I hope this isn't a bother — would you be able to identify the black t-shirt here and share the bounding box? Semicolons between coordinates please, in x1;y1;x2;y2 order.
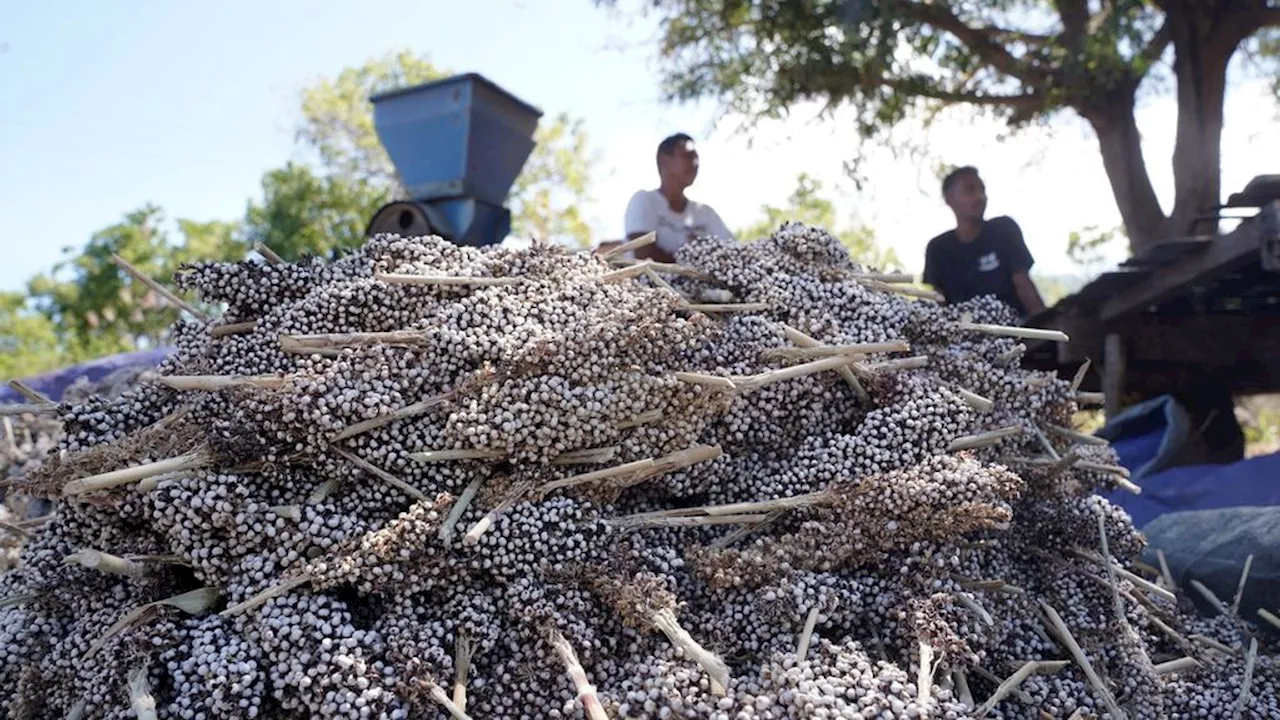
923;216;1035;316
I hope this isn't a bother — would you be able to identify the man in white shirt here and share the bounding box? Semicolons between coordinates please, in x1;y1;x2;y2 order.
610;133;735;263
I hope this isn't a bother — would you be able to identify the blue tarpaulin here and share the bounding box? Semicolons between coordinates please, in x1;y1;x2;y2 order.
1098;394;1280;528
1095;395;1192;482
1141;505;1280;620
1093;395;1280;613
1105;454;1280;529
0;348;171;404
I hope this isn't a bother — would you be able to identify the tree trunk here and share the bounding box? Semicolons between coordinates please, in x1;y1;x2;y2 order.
1087;95;1168;254
1166;5;1235;241
1080;1;1266;255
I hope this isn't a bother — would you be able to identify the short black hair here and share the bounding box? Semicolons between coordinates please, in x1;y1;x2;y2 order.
657;133;694;158
941;166;980;196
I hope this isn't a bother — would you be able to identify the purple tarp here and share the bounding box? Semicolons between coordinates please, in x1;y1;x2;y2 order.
0;348;172;404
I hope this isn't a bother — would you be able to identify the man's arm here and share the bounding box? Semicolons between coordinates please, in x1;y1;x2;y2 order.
594;238;672;263
595;234;657;257
921;241;946;303
999;218;1047;317
594;240;623;255
619;192;676;264
1012;273;1046;316
631;235;676;264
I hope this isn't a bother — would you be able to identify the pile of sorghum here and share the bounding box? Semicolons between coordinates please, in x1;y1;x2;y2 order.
0;226;1273;719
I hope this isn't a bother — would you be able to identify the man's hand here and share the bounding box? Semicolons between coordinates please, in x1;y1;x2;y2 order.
634;243;676;265
598;233;676;264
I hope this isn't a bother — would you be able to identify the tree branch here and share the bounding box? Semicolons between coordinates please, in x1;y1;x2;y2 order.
1137;18;1173;69
896;1;1049;85
886;79;1045;112
1246;5;1280;32
1087;3;1118;35
1205;0;1278;58
1053;0;1090;48
990;29;1057;46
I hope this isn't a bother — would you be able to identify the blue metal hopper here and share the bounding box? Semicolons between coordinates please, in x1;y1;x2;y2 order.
366;73;542;247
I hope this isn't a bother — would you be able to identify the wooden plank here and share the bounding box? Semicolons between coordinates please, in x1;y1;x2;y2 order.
1119;239;1212;269
1048;312;1280;367
1028;308;1108;366
1119;361;1280;399
1122;315;1280;366
1043;271;1150;321
1100;221;1260;322
1073;271;1151;307
1103;334;1126;420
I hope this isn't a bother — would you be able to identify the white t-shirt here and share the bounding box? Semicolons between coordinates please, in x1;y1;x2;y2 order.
623;190;734;255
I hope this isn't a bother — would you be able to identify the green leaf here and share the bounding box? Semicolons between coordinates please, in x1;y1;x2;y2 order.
242;163;389;262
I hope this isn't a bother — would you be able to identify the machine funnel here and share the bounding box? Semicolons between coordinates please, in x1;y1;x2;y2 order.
370;73;542;208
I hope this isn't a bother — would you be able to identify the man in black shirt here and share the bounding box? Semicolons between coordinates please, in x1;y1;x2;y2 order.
923;166;1046;320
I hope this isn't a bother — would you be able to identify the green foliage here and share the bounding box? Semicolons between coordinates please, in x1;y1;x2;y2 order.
606;1;1165;139
1029;274;1082;307
1244;26;1280;103
1265;29;1280;89
1240;396;1280;458
1066;224;1123;277
3;207;243;379
298;50;447;186
738;173;899;270
10;170;371;375
177;219;245;265
242;163;390;262
30;206;179;355
24;206;246;361
507;113;598;249
296;50;598;248
0;292;66;379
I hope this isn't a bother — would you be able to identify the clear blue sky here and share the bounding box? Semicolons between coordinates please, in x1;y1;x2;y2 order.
1;1;1275;293
0;0;714;291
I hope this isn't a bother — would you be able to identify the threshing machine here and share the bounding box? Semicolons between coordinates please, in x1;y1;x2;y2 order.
364;73;543;247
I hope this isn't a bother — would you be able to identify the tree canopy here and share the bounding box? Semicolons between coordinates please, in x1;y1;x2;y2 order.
602;0;1280;253
26;206;245;360
0;291;64;382
241;163;389;262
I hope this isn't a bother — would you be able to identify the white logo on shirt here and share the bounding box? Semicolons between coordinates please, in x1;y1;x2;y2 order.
978;252;1000;272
